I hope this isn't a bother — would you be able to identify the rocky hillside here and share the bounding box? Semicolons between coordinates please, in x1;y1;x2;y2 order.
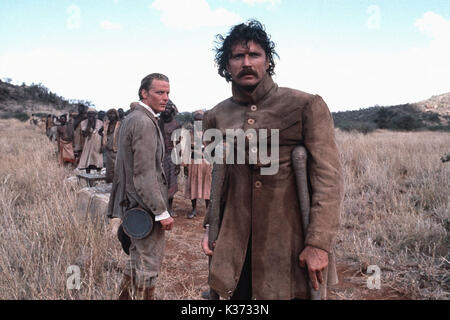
333;93;450;133
416;92;450;113
0;79;92;120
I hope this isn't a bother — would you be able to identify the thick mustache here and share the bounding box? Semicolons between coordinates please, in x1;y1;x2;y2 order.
238;69;257;78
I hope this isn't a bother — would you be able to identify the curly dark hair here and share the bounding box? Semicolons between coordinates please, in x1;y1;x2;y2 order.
214;19;279;82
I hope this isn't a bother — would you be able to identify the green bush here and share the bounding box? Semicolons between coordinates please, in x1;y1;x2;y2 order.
390;114;423;130
0;87;9;101
374;107;396;129
428;124;450;132
426;113;441;123
0;112;30;122
31;112;49;119
336;120;377;134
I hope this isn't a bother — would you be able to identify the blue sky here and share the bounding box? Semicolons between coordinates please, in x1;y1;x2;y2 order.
1;0;449;112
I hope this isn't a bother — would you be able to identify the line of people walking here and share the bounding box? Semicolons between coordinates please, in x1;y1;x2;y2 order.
36;101;213;221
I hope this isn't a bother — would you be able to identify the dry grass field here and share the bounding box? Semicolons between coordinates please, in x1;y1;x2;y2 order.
332;129;449;300
0;119;448;300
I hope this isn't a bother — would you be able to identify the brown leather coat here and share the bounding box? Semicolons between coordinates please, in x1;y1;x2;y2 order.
203;74;343;299
107;105;168;220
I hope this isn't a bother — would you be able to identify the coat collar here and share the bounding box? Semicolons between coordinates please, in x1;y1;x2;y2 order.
133;104;166;157
231;73;278;105
134;104;159;123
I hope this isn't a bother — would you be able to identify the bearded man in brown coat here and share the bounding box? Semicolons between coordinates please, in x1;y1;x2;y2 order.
202;20;344;300
107;73;174;300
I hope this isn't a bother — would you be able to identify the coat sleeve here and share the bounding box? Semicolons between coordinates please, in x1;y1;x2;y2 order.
302;95;344;253
131;118;168;216
202;110;216;227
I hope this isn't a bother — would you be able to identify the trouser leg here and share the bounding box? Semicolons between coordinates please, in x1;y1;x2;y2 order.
231;237;252;300
208;255;220;300
123;223;165;299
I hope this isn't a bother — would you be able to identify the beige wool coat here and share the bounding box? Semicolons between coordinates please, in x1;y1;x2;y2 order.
77;119;104;170
203;74;344;300
107;105;169;220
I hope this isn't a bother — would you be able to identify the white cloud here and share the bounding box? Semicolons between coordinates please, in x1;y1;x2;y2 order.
100;20;122;30
413;12;450;75
415;11;450;48
150;0;242;30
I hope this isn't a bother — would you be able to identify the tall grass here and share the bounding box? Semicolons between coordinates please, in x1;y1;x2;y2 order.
0;119;207;300
336;130;449;299
0;120;120;299
0;120;448;299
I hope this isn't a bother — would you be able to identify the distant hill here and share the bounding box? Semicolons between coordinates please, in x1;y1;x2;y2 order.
2;77;449;131
0;78;92;121
332;93;450;133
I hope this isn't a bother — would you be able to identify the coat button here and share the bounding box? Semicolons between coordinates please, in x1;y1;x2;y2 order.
250;105;258;111
247;118;255;125
251;147;258;153
247;132;254;140
255;181;262;188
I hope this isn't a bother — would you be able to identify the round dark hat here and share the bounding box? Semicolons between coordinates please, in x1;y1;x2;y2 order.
122;208;154;240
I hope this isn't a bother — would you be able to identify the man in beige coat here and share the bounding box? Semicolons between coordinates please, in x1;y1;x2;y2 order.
77;108;104;172
202;20;344;300
107;73;174;300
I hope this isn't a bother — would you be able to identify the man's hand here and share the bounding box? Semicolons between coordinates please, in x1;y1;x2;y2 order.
202;227;214;256
159;217;174;231
299;246;329;291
